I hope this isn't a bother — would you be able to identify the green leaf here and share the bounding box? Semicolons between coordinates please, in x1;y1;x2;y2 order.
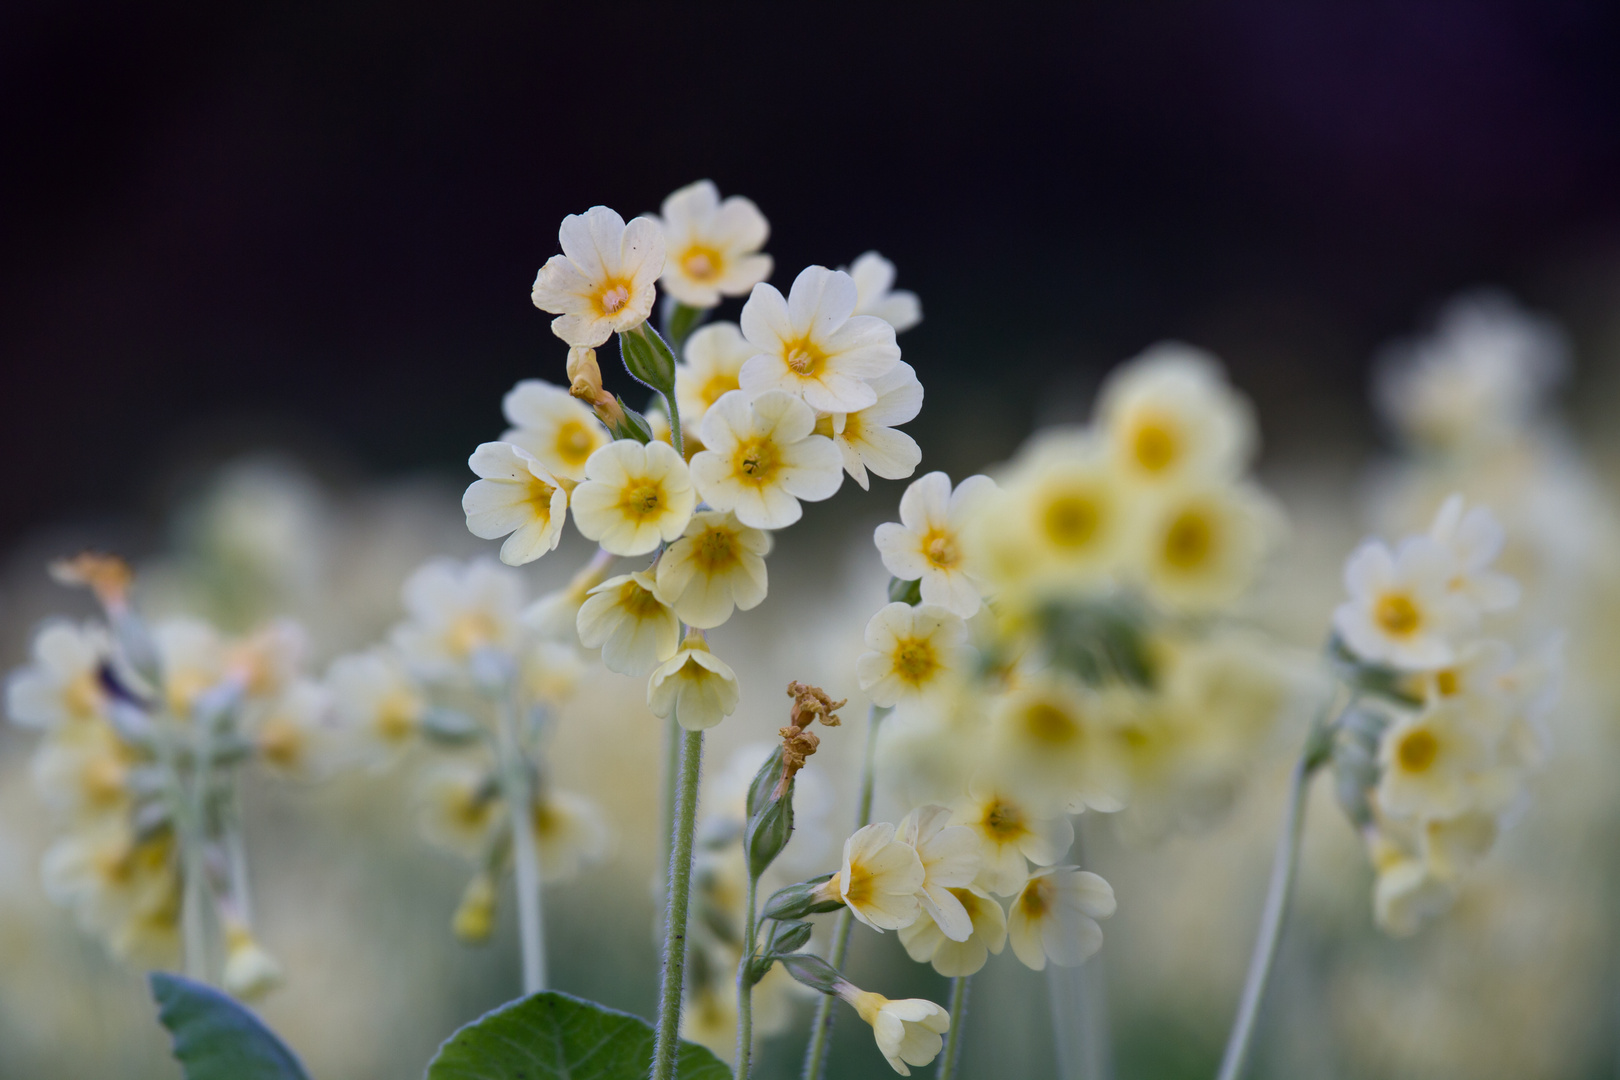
426;990;731;1080
149;972;312;1080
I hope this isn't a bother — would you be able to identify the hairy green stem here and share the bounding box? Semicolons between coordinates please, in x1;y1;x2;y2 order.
802;704;889;1080
662;390;685;458
497;691;546;995
734;873;761;1080
650;728;705;1080
1050;817;1112;1080
936;976;971;1080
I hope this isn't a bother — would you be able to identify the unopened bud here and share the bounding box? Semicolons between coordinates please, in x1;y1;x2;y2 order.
452;871;498;944
763;874;843;921
777;952;842;996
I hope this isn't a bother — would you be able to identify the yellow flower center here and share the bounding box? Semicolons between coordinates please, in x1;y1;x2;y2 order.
1042;492;1102;550
735;437;781;486
1019;881;1050;918
843;859;877;908
81;756;127;805
446;611;499;658
693;525;742;572
893;637;939;685
700;373;738;408
620;481;665;521
1020;699;1080;746
680;245;721;281
64;670;104;720
596;281;632;316
1396;728;1439;772
1162;508;1215;571
783;338;827;376
1434;668;1460;696
923;529;959;570
257;716;306;768
621;580;666;618
526;474;559;516
1131;416;1179;472
983;798;1027;841
1374;593;1422;637
374;689;421;742
556;420;598;467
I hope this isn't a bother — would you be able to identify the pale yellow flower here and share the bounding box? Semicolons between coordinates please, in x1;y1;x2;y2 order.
822;360;924;490
222;919;283;1000
1370;840;1456;936
502;379;611;482
153;617;229;719
1334;536;1477;670
40;824;181;967
987;675;1126;815
813;821;925;931
1131;480;1280;612
1007;866;1114;970
953;783;1073;897
835;984;950;1076
463;442;569;566
655;180;772;309
1419;810;1500;881
897;886;1007;977
690;389;843;529
1376;701;1493;819
738;265;901;413
1427;494;1520;612
392;558;524;676
856;603;972;707
325;648;426;762
415;762;501;858
6;621;110;730
896;804;981;941
29;724;131;822
531;205;665;347
1098;342;1255;483
652;510;770;629
675;321;753;431
570;440;696;556
846;251;921;333
875;471;995;617
576;571;680;677
251;679;336;780
528;788;612;882
648;633;740;731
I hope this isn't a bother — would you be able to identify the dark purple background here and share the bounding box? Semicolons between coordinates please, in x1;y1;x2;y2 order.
4;1;1619;544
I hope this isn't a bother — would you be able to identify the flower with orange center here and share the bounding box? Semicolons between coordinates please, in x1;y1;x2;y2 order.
501;379;611;483
462;441;569;566
856;602;972;708
531;205;665;347
654;180;772;309
875;470;995;617
392;557;524;677
569;440;695;557
738;265;900;413
1376;700;1496;820
1334;534;1478;670
652;510;770;629
690;389;843;529
952;782;1074;897
1132;480;1281;612
1098;342;1255;484
575;570;680;676
674;321;754;432
812;821;926;931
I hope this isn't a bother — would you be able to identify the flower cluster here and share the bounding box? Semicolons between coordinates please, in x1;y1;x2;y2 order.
1329;496;1554;934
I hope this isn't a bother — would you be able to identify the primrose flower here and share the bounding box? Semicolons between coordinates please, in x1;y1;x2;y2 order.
648;633;740;731
1007;866;1115;970
987;675;1126;814
834;982;949;1076
392;558;524;676
1376;701;1493;819
898;886;1007;977
856;603;972;707
528;788;612;882
415;762;501;858
30;724;131;822
846;251;922;333
6;621;110;730
953;783;1074;897
569;440;695;557
875;471;995;617
675;321;754;434
1098;343;1255;484
653;510;770;629
896;804;981;941
153;618;229;719
531;205;665;347
738;265;900;413
1334;535;1477;670
1427;494;1520;613
452;871;498;943
462;442;569;566
813;821;926;931
823;360;924;490
325;649;425;763
690;389;843;529
502;380;611;483
655;180;772;309
575;571;680;676
251;679;336;780
41;824;181;966
1132;480;1280;611
1370;844;1456;936
222;920;283;1000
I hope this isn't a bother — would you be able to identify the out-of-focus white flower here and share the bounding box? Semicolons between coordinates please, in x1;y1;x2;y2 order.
690;389;843;529
40;824;181;966
655;180;772;309
522;552;616;641
835;983;950;1076
814;821;926;932
896;804;980;941
1334;536;1476;670
502;380;611;483
987;675;1126;814
576;571;680;677
6;621;109;730
875;472;995;617
648;634;740;731
1376;701;1493;819
452;870;498;944
462;442;569;566
523;640;586;707
846;251;921;333
822;360;924;490
1098;343;1255;484
675;321;754;436
569;440;695;557
953;782;1073;897
415;761;501;858
898;885;1007;976
1427;494;1520;613
1131;480;1281;612
1006;866;1114;970
30;724;130;821
531;205;665;347
392;558;525;676
326;648;425;762
222;920;283;1000
153;617;229;718
251;679;336;780
856;603;972;707
1371;847;1456;937
1419;811;1500;881
653;510;770;629
529;788;612;882
738;266;900;413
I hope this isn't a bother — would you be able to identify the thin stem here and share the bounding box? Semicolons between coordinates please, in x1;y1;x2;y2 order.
734;873;761;1080
496;690;546;995
1214;730;1327;1080
1051;817;1112;1080
661;716;681;880
662;390;684;458
802;704;889;1080
936;976;971;1080
223;782;253;925
650;728;705;1080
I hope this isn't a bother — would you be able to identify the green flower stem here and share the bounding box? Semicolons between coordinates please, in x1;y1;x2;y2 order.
1051;817;1112;1080
496;691;546;995
936;976;971;1080
663;390;685;458
802;704;890;1080
1214;714;1334;1080
734;873;761;1080
650;727;705;1080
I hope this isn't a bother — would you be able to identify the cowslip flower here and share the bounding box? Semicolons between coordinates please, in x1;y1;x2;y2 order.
738;265;900;413
222;919;283;1000
1376;701;1493;819
653;510;770;629
1427;494;1520;613
153;618;229;718
822;360;924;490
875;471;995;617
655;180;772;309
251;680;336;780
1131;480;1280;612
953;783;1074;897
528;788;612;882
325;649;426;764
689;389;843;529
856;603;972;707
834;982;949;1076
648;632;740;731
30;725;131;821
1007;866;1115;970
1370;842;1456;936
569;440;695;557
6;622;109;730
1098;343;1255;483
462;442;569;566
415;762;501;858
846;251;922;333
1334;535;1477;670
812;821;926;931
40;824;181;965
575;571;680;677
896;804;981;941
531;205;665;347
502;380;611;483
987;676;1126;815
897;886;1007;977
675;321;754;434
392;558;524;676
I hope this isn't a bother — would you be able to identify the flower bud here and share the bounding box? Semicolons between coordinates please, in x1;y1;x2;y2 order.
610;402;655;445
745;785;794;881
566;346;604;396
763;874;843;921
452;871;498;944
764;919;813;957
420;707;482;745
777;952;842;996
618;323;677;396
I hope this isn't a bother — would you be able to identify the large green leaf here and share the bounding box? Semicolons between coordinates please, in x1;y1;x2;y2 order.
426;990;731;1080
149;973;312;1080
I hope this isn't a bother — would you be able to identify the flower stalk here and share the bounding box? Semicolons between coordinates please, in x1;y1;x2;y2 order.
936;976;971;1080
650;727;704;1080
495;689;546;995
